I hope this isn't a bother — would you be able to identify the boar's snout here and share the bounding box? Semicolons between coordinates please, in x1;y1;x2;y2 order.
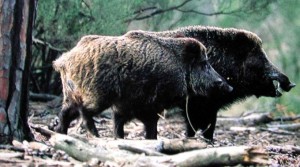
268;72;296;93
280;82;296;92
214;79;233;93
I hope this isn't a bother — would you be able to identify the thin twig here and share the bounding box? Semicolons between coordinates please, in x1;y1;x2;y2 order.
126;0;192;22
30;124;55;138
33;38;66;52
176;8;242;16
185;95;196;134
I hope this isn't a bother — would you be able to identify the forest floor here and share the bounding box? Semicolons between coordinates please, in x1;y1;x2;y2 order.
0;99;299;166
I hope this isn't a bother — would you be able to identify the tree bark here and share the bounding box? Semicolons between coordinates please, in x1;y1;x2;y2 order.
0;0;36;144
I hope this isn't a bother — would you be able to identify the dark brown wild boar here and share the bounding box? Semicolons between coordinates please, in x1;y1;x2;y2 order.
150;26;295;140
52;30;232;138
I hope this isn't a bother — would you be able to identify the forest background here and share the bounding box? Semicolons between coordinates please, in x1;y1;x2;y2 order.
33;0;300;115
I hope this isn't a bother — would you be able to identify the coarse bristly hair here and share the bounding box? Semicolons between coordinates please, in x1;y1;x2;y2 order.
149;25;294;140
52;30;226;138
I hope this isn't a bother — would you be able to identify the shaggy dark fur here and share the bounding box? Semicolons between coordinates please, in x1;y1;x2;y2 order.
113;26;295;140
53;30;232;138
153;26;296;140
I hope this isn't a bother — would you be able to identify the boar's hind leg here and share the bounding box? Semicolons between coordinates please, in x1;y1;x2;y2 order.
55;104;80;134
80;107;99;137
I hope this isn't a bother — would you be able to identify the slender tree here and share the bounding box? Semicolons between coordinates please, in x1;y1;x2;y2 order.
0;0;37;144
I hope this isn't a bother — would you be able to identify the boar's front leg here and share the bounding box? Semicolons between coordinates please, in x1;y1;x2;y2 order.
55;103;80;134
184;98;218;141
140;113;159;140
185;108;217;141
143;120;158;139
200;110;218;141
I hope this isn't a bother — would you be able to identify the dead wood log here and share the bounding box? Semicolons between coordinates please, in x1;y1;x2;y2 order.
260;128;300;137
218;112;300;128
32;125;208;154
31;126;141;162
31;126;268;166
217;112;273;127
273;115;300;122
230;123;300;133
118;144;165;156
0;152;24;159
266;145;300;155
88;138;207;154
229;126;257;132
0;144;25;152
29;92;59;102
160;146;269;167
133;146;269;167
50;134;269;166
161;138;207;154
0;157;73;166
0;158;30;164
267;123;300;131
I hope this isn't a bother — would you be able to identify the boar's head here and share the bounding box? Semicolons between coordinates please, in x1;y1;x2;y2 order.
242;47;295;97
211;30;296;98
183;38;233;97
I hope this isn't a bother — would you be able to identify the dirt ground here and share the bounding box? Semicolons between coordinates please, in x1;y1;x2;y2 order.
0;100;299;166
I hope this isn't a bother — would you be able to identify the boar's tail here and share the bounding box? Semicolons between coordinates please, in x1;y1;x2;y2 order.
52;53;69;72
53;60;63;72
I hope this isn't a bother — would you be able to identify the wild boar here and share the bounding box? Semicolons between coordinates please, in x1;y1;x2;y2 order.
113;26;295;140
152;26;296;140
52;30;232;138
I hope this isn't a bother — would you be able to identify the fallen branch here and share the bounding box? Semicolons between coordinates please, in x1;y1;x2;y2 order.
0;155;76;166
273;115;300;122
32;126;268;166
0;158;29;164
229;126;257;132
118;144;165;156
266;145;300;155
218;112;273;127
0;152;24;159
0;144;25;152
78;137;208;155
267;123;300;131
164;146;269;167
30;125;208;154
29;92;60;102
52;133;269;166
49;133;139;163
260;128;300;137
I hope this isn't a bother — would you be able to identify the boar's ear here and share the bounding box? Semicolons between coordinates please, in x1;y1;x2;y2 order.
182;39;203;63
234;31;259;54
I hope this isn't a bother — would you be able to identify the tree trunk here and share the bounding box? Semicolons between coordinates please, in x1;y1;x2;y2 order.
0;0;36;144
